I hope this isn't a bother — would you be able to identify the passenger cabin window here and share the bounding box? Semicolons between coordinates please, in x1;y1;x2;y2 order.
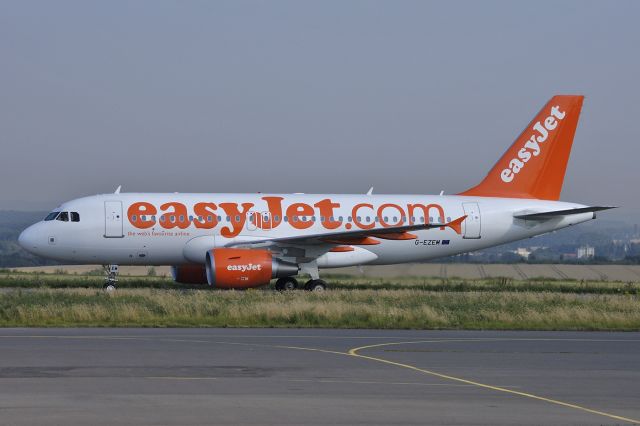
70;212;80;222
56;212;69;222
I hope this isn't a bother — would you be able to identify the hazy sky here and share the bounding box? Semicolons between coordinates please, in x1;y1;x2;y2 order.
1;1;639;218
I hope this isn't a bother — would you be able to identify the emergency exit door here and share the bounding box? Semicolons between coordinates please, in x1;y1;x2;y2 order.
246;211;272;231
462;202;481;239
104;201;124;238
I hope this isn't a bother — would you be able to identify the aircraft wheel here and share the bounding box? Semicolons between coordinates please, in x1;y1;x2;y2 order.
103;283;117;292
275;277;298;291
304;279;327;292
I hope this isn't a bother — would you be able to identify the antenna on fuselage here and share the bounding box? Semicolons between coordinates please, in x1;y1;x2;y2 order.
366;187;374;196
114;185;122;194
439;190;444;196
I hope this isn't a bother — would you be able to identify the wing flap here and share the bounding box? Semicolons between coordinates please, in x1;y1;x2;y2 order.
228;215;467;248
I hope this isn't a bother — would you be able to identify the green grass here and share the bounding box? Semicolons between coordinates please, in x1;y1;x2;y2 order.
0;270;638;329
1;271;638;295
0;273;173;289
0;288;638;329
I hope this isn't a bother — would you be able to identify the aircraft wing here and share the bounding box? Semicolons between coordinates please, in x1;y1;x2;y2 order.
513;206;616;220
228;215;467;248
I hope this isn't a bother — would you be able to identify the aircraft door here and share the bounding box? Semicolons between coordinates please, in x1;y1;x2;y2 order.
462;202;481;239
104;201;124;238
246;211;272;231
246;212;258;231
261;212;272;230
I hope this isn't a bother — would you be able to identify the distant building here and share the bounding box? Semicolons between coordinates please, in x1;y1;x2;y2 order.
514;248;531;260
577;245;595;259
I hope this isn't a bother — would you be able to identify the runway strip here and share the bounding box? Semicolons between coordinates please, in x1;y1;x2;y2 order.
0;329;638;425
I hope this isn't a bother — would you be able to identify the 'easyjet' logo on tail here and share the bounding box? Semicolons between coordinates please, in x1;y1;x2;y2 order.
501;105;566;183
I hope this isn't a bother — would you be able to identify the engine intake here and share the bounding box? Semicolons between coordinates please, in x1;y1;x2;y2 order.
205;248;298;289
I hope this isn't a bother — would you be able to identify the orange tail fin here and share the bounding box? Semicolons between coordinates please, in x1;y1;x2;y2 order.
459;95;584;200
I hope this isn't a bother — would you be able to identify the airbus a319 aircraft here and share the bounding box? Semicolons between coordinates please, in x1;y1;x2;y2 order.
19;95;613;291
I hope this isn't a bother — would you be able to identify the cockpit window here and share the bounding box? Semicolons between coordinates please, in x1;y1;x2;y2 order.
44;212;60;221
56;212;69;222
70;212;80;222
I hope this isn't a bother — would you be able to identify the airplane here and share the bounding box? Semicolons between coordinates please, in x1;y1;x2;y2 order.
18;95;614;291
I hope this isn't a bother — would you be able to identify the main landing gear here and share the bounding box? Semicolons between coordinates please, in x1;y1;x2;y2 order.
274;277;327;292
103;264;119;292
304;279;327;292
275;277;298;291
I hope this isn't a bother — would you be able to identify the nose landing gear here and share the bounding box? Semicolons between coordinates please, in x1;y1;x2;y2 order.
103;264;119;291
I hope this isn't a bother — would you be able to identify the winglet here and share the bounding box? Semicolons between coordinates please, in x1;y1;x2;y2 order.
446;215;467;235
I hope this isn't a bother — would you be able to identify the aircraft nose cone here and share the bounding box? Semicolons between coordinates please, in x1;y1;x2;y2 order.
18;225;38;253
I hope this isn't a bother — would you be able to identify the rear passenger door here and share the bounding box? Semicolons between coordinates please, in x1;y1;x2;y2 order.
462;202;481;239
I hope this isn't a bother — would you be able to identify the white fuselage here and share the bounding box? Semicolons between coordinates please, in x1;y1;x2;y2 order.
18;193;593;268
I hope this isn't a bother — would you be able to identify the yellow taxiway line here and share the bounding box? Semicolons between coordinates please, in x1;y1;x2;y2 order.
348;340;640;425
0;334;637;424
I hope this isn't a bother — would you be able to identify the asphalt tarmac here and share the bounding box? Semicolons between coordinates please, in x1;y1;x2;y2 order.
0;329;638;425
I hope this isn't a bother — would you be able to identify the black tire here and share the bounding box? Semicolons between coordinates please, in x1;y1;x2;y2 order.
103;283;117;292
283;277;298;291
275;277;298;291
304;279;327;292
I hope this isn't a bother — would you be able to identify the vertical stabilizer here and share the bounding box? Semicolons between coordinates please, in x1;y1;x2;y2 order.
460;95;584;200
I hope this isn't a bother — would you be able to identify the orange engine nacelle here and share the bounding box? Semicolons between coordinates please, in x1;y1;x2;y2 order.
205;248;298;289
171;265;208;284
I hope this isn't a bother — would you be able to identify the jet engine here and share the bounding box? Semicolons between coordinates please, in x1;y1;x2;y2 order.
171;265;208;284
205;248;298;289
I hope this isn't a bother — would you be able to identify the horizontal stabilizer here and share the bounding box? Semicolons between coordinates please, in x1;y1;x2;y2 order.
514;206;616;220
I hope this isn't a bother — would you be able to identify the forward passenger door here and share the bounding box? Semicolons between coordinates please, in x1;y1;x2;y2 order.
104;201;124;238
